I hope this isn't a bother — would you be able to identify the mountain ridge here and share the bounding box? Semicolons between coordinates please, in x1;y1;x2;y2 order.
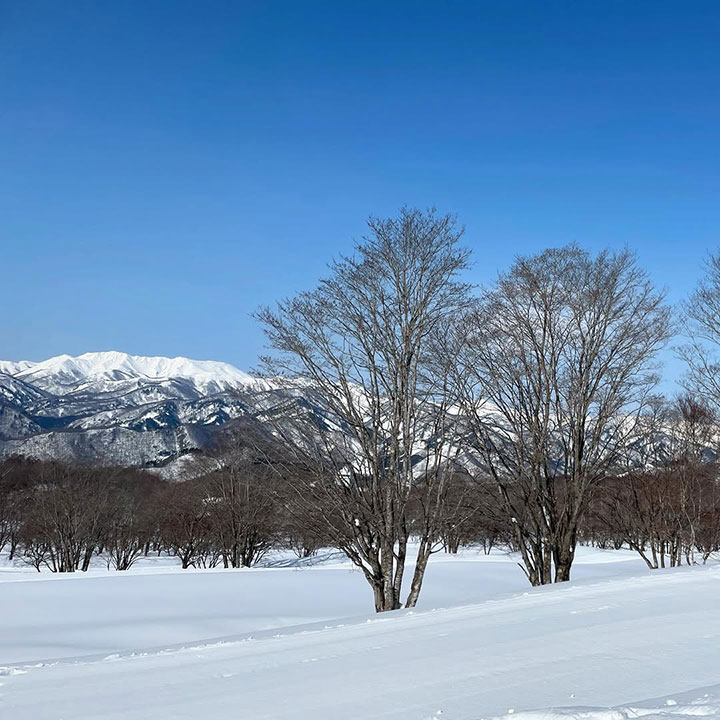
5;351;255;393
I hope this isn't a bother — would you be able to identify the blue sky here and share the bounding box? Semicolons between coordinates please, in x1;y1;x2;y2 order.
2;2;719;389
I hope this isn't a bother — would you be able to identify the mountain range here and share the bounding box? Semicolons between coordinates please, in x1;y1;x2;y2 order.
0;350;687;480
0;351;264;471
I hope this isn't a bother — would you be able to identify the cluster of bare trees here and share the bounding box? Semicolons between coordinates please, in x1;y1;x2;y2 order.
4;208;720;614
0;449;293;573
585;395;720;567
157;451;282;569
253;207;720;610
0;458;160;572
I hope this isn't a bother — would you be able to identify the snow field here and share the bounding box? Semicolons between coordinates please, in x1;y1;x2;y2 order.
1;547;718;719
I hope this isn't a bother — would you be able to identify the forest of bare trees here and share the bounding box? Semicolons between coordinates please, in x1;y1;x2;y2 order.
3;210;720;613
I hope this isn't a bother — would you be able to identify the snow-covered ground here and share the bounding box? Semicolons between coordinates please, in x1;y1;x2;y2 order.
1;547;719;719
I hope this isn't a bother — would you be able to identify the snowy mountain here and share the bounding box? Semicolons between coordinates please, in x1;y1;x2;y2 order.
11;351;255;396
0;352;263;468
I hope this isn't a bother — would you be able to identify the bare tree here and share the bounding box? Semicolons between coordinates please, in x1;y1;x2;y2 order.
433;470;507;555
202;444;280;568
104;472;159;571
680;252;720;413
0;457;29;560
157;480;215;569
255;207;470;611
455;246;671;585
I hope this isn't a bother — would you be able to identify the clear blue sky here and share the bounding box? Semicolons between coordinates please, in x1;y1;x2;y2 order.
2;2;719;389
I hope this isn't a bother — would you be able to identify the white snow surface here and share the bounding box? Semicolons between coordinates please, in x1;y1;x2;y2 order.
1;547;719;719
0;360;34;375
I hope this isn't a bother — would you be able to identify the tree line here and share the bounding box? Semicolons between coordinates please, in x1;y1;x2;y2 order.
3;208;720;613
2;402;718;584
0;451;292;573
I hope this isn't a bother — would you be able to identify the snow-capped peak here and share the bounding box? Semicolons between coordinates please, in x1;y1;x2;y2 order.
5;351;255;395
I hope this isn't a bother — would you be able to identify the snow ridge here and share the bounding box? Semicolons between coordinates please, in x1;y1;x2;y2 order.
5;351;255;394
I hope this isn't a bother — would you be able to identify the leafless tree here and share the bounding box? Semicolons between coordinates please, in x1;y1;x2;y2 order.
201;444;280;568
666;395;719;563
255;207;471;611
680;252;720;413
423;468;508;555
104;472;159;571
281;506;328;559
157;479;215;569
455;246;671;585
0;457;29;560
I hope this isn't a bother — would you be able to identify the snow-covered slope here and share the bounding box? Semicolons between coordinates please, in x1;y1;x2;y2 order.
0;547;718;719
0;360;35;376
0;351;262;466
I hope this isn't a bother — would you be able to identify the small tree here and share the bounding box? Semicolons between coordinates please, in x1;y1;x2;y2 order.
158;480;214;569
0;457;30;560
202;444;280;568
104;472;158;571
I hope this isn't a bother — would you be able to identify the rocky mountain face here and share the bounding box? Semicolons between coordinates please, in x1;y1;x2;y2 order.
0;352;264;470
